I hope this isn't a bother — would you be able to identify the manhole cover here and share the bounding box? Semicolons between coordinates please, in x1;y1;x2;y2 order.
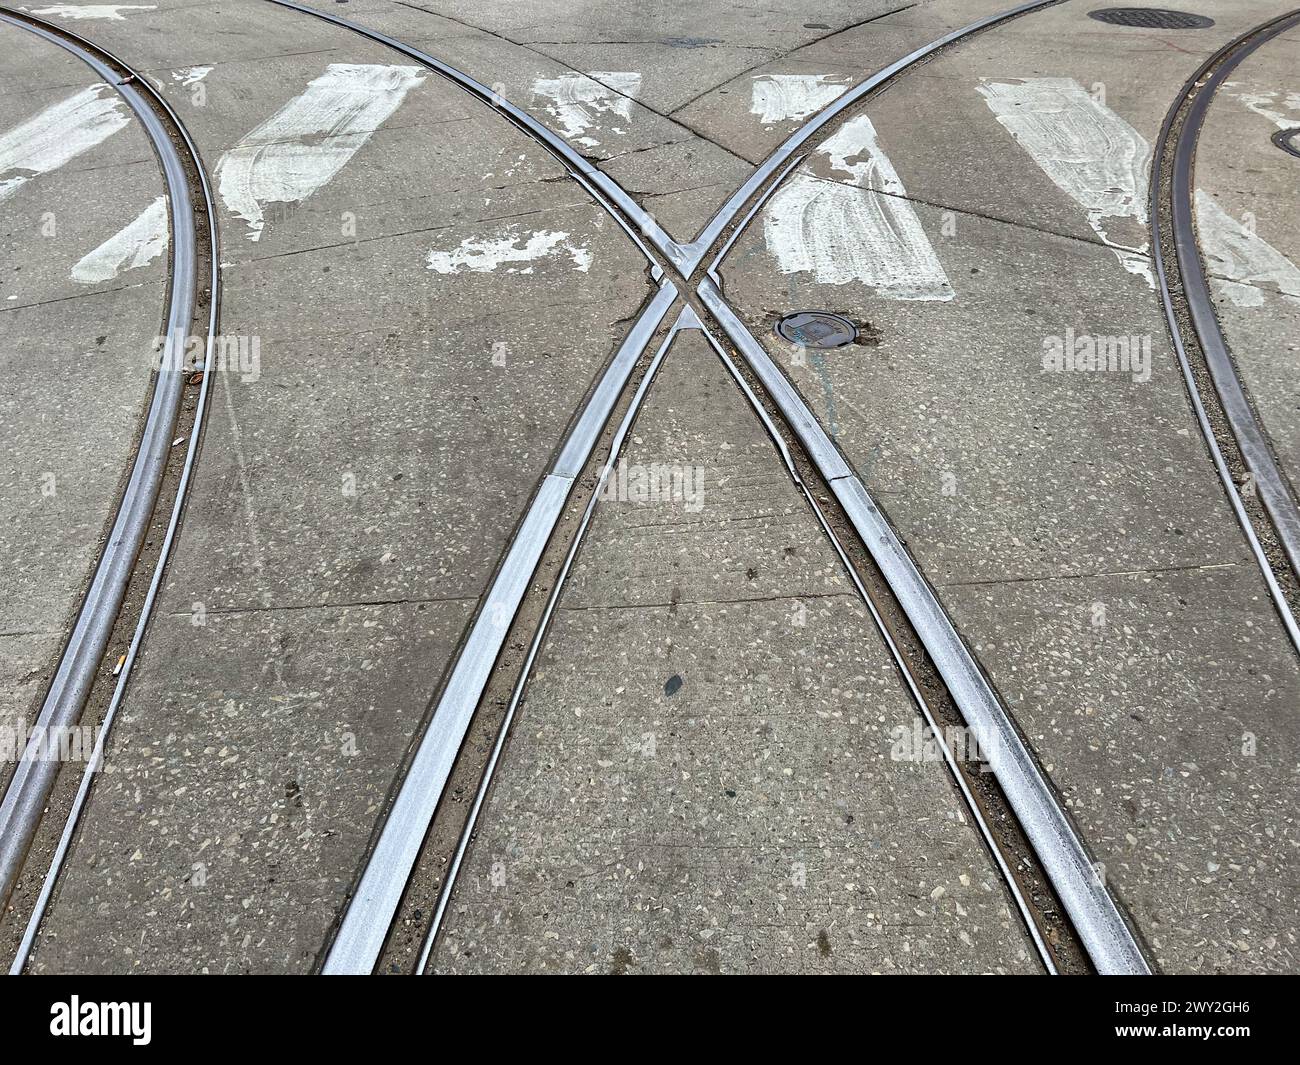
775;311;857;348
1087;7;1215;28
1272;127;1300;159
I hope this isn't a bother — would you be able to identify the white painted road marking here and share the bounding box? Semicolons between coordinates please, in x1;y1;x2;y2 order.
1225;86;1300;130
72;195;167;283
750;74;848;123
216;63;425;242
763;114;953;299
529;72;641;147
977;77;1154;287
0;84;129;204
1195;189;1300;309
426;227;592;274
30;4;156;19
171;66;212;87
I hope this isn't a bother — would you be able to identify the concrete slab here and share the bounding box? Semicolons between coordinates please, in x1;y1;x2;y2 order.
162;216;648;616
0;14;163;99
432;330;1039;975
0;282;169;631
1;156;168;305
944;564;1299;972
28;598;472;973
727;206;1242;579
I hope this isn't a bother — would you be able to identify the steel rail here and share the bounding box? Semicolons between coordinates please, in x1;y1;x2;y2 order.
698;278;1150;974
414;304;700;973
263;0;675;272
0;9;204;913
323;282;678;974
298;0;1143;974
1154;9;1300;653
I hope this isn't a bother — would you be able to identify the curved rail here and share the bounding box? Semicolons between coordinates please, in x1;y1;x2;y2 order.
1153;9;1300;653
679;0;1064;270
0;9;205;914
4;9;222;973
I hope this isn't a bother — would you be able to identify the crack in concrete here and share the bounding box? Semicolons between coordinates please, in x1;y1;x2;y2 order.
558;589;858;613
939;561;1240;589
0;277;163;313
220;197;596;266
164;592;480;620
391;0;757;173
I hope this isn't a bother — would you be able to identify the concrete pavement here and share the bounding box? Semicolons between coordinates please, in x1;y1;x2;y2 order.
2;0;1296;975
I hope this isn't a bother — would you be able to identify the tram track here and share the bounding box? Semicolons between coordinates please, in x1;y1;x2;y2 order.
0;7;220;969
269;0;1151;975
1150;7;1300;654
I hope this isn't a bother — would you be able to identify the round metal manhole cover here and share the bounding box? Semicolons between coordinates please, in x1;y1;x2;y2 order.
775;311;857;348
1272;127;1300;159
1087;7;1215;29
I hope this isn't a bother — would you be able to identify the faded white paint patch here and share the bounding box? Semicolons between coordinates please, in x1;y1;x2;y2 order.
72;195;167;283
750;74;847;123
529;72;641;147
426;228;591;274
216;63;425;242
1196;189;1300;309
977;77;1154;287
30;5;156;19
1225;87;1300;130
172;66;212;87
763;115;952;299
0;84;129;203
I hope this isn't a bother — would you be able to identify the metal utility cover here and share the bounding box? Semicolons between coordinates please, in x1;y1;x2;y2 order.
775;311;858;349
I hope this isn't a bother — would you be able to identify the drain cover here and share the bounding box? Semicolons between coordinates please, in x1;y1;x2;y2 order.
1087;7;1214;28
1272;128;1300;159
775;311;857;348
